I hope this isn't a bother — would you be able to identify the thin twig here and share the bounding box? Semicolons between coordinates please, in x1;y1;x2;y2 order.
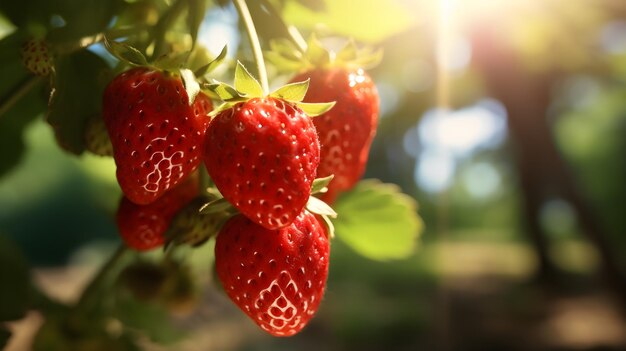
0;76;42;121
73;245;129;314
232;0;269;93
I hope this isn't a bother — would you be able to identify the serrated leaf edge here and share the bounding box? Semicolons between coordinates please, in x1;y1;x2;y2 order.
103;37;149;67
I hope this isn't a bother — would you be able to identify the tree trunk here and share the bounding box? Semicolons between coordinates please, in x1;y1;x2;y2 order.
470;26;626;300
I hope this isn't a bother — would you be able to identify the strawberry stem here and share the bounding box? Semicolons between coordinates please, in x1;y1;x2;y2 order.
0;75;42;121
232;0;269;93
72;245;129;315
54;25;152;55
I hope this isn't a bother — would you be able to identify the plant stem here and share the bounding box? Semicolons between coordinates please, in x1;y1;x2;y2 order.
54;25;152;55
233;0;269;93
0;75;42;121
73;245;129;314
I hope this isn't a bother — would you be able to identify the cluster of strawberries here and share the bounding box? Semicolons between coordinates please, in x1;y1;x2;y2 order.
102;51;379;336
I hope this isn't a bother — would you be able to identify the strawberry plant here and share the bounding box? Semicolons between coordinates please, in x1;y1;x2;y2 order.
0;0;422;348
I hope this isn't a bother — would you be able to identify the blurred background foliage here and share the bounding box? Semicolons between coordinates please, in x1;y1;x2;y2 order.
1;0;626;350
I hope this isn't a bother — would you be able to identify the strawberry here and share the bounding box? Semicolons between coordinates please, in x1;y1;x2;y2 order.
84;115;113;157
103;67;212;205
204;97;320;230
20;39;53;76
214;211;329;337
116;173;199;251
290;68;379;203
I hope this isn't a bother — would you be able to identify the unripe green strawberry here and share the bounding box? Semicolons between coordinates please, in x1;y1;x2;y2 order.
118;260;168;301
116;173;199;251
166;197;231;248
103;67;212;205
290;68;379;203
20;39;53;76
118;259;198;316
203;97;320;230
84;115;113;157
215;211;330;337
161;264;199;317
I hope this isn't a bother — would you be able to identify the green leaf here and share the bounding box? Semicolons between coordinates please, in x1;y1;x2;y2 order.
204;82;247;102
0;0;51;27
306;34;331;67
199;197;234;214
205;186;223;200
180;69;200;106
2;0;115;41
337;39;358;61
165;198;230;249
269;38;303;61
294;0;327;11
311;175;334;194
319;214;335;238
0;235;31;321
333;180;423;261
104;38;148;66
114;297;185;345
48;49;112;154
284;0;413;43
306;196;337;218
46;0;117;43
186;0;208;49
208;102;237;117
153;51;190;71
354;47;384;69
265;51;304;73
270;79;309;102
296;101;335;117
234;61;264;97
194;45;228;77
0;33;47;178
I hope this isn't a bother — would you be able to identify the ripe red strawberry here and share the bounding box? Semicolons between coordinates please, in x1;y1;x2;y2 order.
20;39;53;76
203;97;320;230
103;67;212;205
214;211;329;337
116;173;199;251
290;68;379;203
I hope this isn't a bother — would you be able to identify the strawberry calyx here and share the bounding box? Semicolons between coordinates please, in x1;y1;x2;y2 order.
199;62;338;233
266;34;383;73
203;61;336;117
103;37;226;105
163;196;232;249
197;174;337;238
310;174;334;195
306;196;337;238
